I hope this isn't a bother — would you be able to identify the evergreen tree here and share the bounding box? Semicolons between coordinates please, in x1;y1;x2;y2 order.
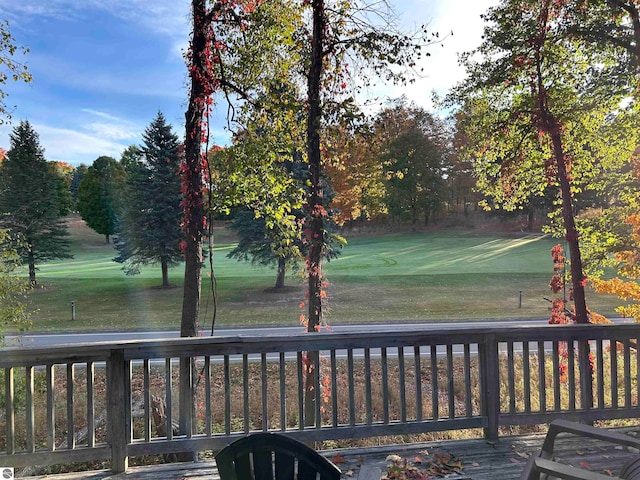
70;163;87;209
0;121;71;285
114;112;183;287
77;156;124;243
226;151;343;289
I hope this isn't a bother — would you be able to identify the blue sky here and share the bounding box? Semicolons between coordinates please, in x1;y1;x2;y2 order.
0;0;496;166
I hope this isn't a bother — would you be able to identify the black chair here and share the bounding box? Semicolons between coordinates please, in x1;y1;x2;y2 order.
521;419;640;480
215;432;342;480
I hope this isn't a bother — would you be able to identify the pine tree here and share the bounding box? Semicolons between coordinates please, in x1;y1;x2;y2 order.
114;112;183;287
0;121;71;285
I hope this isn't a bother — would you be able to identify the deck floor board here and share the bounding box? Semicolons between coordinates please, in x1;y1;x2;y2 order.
23;427;640;479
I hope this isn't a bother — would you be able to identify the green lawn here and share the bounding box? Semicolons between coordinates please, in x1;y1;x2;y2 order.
23;216;623;331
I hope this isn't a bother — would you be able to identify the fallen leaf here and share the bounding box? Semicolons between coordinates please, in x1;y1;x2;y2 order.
414;456;423;464
579;461;591;469
576;450;585;455
419;450;429;455
472;462;480;467
516;451;530;459
510;458;522;463
345;469;354;477
603;469;614;477
331;453;346;464
603;454;612;459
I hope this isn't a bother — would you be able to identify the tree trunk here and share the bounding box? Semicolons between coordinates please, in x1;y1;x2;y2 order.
105;234;110;244
304;0;326;428
28;244;36;286
545;111;593;409
161;259;169;288
178;0;208;458
275;257;286;289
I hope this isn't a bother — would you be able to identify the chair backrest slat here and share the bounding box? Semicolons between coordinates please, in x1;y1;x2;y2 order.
274;451;295;480
253;449;275;480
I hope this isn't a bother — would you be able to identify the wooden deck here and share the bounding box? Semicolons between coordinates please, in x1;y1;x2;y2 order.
24;426;640;479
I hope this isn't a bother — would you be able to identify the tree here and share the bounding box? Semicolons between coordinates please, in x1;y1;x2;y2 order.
77;156;124;244
0;121;71;285
48;161;74;217
114;112;183;287
119;145;143;174
375;99;448;226
227;210;299;289
0;20;32;123
0;230;30;343
303;0;433;333
451;0;635;325
70;163;88;209
227;156;344;289
324;125;388;225
451;0;638;408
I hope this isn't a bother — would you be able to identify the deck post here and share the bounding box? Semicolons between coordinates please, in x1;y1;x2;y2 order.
479;334;500;443
107;349;129;473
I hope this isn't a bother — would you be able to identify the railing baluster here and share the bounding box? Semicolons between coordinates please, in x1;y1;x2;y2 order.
447;345;454;419
4;367;15;454
330;350;338;428
261;353;268;431
87;361;95;448
26;365;35;452
205;356;212;437
67;363;75;449
297;352;303;431
414;346;422;422
365;348;373;425
165;358;173;441
143;359;151;442
552;342;560;412
464;344;472;417
611;339;618;409
313;351;321;429
279;352;287;432
348;349;355;426
243;354;249;433
431;345;438;420
597;340;605;409
46;364;55;451
523;342;531;414
507;342;515;413
624;339;631;408
538;342;546;412
568;341;575;411
381;347;389;424
398;346;406;423
224;355;231;435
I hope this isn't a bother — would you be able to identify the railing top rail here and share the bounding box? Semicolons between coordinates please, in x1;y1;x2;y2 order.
1;323;639;367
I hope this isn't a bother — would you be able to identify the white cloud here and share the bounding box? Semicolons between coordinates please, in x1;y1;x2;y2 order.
86;122;138;141
81;109;141;141
34;124;131;165
80;109;122;122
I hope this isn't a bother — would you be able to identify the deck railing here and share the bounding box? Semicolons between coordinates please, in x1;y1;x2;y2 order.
1;323;639;473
